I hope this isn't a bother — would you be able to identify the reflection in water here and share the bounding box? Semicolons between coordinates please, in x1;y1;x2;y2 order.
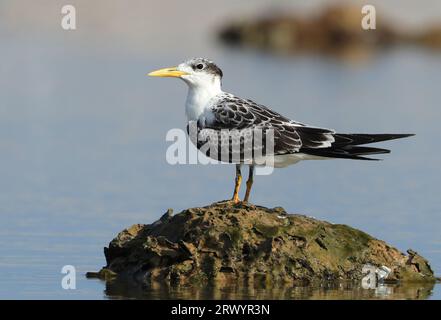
104;279;435;300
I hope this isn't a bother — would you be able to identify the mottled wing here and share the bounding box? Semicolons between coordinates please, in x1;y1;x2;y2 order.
191;94;335;163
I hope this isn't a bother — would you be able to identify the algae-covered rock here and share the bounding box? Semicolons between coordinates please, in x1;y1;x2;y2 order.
95;201;435;286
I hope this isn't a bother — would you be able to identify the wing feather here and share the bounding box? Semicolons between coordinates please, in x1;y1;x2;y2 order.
190;94;335;162
188;94;413;163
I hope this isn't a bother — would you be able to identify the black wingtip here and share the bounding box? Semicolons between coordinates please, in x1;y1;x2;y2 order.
368;133;415;142
395;133;415;138
334;133;415;147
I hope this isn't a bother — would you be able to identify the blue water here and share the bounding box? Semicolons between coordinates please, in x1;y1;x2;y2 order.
0;0;440;299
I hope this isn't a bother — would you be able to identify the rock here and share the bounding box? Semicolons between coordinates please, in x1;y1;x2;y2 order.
86;268;117;281
218;4;441;59
151;208;173;227
415;27;441;49
95;201;435;286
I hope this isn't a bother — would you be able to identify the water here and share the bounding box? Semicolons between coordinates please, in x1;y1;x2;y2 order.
103;280;437;300
0;0;440;299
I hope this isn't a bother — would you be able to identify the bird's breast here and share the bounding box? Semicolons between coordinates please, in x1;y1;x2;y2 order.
185;88;222;122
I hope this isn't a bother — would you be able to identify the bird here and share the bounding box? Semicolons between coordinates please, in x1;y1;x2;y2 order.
148;58;414;204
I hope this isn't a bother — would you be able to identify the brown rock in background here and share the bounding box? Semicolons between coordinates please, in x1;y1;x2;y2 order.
219;4;441;60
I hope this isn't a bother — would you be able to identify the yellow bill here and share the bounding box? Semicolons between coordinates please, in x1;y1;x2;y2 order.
147;67;188;77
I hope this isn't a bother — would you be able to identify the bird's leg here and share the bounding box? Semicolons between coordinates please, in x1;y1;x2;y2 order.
232;164;242;203
244;165;254;203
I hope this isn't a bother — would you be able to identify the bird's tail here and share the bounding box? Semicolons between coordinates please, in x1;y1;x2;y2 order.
301;133;414;160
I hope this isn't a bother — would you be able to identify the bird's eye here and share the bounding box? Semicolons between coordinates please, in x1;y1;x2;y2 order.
196;63;204;70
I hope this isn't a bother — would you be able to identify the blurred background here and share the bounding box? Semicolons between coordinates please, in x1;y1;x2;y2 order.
0;0;440;299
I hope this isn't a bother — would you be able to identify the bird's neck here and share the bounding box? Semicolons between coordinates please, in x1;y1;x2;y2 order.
185;81;222;121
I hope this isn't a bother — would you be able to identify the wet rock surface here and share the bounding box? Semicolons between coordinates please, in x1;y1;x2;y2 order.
91;201;435;286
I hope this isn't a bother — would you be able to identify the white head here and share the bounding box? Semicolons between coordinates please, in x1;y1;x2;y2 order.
148;58;223;90
148;58;224;120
